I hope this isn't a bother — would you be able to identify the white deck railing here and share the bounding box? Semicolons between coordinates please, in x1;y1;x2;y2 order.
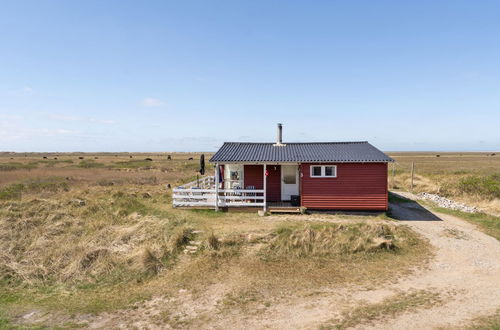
172;187;265;208
176;175;215;189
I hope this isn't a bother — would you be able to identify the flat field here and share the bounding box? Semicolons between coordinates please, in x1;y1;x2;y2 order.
0;151;498;329
388;152;500;214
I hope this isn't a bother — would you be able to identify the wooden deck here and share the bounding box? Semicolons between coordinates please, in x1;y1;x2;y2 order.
267;201;301;213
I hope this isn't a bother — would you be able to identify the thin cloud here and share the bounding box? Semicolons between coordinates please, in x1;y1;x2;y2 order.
22;86;34;94
141;97;165;107
48;113;115;124
49;114;80;121
89;118;116;124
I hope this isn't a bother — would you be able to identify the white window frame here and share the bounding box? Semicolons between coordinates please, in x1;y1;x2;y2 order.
224;164;244;189
310;165;337;178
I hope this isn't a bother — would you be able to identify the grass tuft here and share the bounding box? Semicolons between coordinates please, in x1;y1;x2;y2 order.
321;290;444;329
262;223;398;259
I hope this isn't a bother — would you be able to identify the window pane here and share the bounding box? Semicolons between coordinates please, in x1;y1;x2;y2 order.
325;166;333;176
283;166;297;183
284;174;296;184
312;166;322;176
325;166;336;177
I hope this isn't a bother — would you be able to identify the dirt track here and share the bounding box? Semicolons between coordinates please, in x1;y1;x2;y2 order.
204;197;500;329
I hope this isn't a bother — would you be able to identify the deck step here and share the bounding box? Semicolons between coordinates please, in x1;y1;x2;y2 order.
268;208;301;213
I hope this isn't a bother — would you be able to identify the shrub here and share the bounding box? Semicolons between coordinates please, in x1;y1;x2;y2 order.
457;174;500;199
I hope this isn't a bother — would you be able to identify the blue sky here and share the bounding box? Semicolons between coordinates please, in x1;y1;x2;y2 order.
1;0;499;152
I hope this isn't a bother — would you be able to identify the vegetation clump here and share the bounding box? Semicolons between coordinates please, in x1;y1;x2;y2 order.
77;159;106;168
322;289;444;329
457;174;500;199
0;178;69;200
262;223;399;259
112;160;154;169
0;162;38;171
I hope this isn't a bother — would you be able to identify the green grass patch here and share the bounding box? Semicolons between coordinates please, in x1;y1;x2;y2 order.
112;160;153;169
458;174;500;199
0;162;38;171
38;159;74;167
0;184;24;200
431;206;500;240
1;177;70;200
321;290;443;329
460;309;500;330
77;160;106;168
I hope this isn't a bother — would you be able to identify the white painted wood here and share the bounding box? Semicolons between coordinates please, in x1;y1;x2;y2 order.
173;194;263;200
281;165;299;201
174;202;218;207
263;164;267;211
173;188;218;193
215;163;219;211
219;189;264;193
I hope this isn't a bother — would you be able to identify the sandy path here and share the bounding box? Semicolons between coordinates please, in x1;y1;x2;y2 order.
81;197;500;329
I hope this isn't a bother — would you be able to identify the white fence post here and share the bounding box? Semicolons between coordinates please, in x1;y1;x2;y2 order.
215;163;219;211
263;164;267;211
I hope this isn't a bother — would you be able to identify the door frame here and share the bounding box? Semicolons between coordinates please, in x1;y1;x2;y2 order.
281;164;299;201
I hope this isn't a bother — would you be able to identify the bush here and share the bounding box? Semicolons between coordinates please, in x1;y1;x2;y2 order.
457;174;500;199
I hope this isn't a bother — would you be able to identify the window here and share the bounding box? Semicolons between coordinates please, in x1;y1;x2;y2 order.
310;165;337;178
283;165;297;184
311;166;322;177
224;164;243;188
324;166;336;177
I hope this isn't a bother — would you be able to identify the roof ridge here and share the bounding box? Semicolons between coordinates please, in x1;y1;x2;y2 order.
222;141;369;144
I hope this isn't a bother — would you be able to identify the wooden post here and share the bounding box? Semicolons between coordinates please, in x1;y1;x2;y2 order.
215;163;219;211
410;162;414;191
263;164;267;211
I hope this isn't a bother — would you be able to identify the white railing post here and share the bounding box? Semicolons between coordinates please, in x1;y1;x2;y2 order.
263;164;267;211
215;163;219;211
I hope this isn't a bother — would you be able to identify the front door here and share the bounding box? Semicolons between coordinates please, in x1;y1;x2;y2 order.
281;165;299;201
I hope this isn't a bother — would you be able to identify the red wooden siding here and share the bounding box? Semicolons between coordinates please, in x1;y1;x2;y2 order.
243;164;281;202
266;165;281;202
244;165;263;189
300;163;388;210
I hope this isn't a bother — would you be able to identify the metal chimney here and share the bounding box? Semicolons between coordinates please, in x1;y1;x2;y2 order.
277;123;283;144
274;123;285;146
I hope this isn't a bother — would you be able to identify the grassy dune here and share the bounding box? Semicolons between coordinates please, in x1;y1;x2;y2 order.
0;152;432;328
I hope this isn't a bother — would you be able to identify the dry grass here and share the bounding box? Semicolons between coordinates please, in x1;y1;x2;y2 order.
321;289;446;329
459;308;500;329
262;223;398;259
0;152;432;328
388;152;500;214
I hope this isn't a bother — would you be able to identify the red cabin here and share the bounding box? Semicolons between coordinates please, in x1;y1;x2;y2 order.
173;124;393;212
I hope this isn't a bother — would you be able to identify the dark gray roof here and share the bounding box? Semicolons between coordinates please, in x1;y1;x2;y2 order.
209;141;393;163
